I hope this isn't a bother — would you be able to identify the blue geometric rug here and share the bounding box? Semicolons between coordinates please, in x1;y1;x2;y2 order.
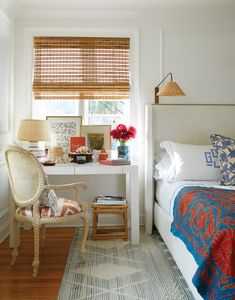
57;229;194;300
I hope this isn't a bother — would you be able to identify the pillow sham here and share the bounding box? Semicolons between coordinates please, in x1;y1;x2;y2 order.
210;134;235;186
160;141;221;181
154;152;175;181
39;172;58;211
40;188;58;211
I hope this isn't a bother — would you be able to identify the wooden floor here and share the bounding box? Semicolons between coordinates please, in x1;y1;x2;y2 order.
0;227;76;300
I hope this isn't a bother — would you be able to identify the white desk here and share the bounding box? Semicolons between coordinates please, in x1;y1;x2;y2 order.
44;163;140;244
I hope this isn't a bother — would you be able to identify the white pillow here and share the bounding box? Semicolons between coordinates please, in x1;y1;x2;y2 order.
154;152;175;181
160;141;221;181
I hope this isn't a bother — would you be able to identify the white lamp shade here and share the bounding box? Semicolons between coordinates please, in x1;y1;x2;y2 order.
17;119;49;142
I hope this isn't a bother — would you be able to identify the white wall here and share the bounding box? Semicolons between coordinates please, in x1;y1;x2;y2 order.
13;8;235;225
0;1;14;242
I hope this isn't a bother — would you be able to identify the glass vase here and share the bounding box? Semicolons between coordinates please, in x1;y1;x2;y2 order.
117;142;129;160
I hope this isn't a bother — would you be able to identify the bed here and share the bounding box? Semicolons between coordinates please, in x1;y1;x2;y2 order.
144;104;235;300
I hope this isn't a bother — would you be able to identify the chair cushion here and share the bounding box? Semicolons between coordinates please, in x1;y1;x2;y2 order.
17;198;82;218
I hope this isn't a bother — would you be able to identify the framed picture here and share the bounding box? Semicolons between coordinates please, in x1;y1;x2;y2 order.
46;116;82;152
80;125;111;150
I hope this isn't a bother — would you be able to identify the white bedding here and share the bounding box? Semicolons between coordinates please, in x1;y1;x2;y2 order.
154;180;232;217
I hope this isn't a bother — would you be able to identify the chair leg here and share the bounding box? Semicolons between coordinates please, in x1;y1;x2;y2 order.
40;225;46;247
32;224;40;277
11;219;20;266
80;212;89;262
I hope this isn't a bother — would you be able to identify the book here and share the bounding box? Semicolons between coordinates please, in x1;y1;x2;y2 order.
95;195;127;205
99;158;131;165
95;200;127;205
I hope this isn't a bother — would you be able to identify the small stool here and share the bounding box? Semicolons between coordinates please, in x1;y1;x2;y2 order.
91;204;128;241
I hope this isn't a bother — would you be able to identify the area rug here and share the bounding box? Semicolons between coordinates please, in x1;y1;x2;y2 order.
57;229;194;300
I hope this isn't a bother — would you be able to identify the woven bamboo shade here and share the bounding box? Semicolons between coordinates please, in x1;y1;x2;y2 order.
157;82;185;96
32;36;130;100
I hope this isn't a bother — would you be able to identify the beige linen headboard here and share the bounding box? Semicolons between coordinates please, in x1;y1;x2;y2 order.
144;104;235;233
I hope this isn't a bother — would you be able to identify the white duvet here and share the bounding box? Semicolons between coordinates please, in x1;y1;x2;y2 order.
155;179;235;219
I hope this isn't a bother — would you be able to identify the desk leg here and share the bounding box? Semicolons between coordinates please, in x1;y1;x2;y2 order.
126;169;139;244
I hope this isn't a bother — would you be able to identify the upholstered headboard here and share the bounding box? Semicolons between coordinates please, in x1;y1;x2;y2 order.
144;104;235;233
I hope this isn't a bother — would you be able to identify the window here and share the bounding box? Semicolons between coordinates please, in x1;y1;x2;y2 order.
32;36;130;137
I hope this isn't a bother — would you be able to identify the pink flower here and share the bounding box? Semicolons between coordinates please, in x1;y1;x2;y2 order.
110;124;136;143
116;124;127;132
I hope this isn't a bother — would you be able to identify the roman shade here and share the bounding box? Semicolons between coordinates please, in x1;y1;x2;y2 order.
32;36;130;100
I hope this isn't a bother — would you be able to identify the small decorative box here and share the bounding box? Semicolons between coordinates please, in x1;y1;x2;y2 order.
75;156;86;164
99;152;108;162
69;153;93;163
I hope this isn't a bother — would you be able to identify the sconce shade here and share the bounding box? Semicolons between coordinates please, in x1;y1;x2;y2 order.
17;119;49;142
154;72;185;104
157;82;185;97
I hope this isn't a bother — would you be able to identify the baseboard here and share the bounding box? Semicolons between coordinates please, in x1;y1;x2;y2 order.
0;208;9;243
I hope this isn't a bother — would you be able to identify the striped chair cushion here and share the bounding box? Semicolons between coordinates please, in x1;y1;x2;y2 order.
17;198;82;218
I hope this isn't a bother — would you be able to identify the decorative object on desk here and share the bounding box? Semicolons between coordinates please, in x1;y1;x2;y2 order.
75;155;86;164
100;158;131;165
17;119;49;157
70;146;92;163
110;124;136;160
70;136;86;152
46;116;82;152
41;160;56;166
69;146;92;163
154;72;185;104
48;146;67;163
92;149;99;163
75;146;89;154
81;125;111;150
98;146;109;162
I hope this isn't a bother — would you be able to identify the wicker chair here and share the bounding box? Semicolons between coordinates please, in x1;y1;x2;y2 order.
4;145;89;277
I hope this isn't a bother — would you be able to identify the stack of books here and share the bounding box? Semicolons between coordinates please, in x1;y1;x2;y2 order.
94;195;127;205
99;158;131;165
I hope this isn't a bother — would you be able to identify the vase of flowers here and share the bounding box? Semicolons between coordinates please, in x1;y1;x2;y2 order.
110;124;136;160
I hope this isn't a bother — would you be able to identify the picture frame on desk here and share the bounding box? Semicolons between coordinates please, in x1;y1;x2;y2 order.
80;125;111;150
46;116;82;152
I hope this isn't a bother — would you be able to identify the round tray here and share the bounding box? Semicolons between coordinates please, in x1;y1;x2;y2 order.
42;161;56;166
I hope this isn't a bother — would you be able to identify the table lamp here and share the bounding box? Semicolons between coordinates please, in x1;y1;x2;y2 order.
17;119;49;157
154;72;185;104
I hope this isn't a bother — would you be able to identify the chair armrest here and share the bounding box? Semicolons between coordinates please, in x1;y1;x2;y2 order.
46;182;88;191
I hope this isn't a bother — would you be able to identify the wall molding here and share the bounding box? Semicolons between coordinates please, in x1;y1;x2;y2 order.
0;208;9;243
0;207;8;219
0;9;11;134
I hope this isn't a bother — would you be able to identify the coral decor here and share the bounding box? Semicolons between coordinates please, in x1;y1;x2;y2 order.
110;124;136;144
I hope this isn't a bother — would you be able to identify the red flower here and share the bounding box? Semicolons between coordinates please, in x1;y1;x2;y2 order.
116;124;127;132
211;228;235;277
110;124;136;143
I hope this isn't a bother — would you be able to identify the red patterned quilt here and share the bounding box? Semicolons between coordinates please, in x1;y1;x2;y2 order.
171;186;235;300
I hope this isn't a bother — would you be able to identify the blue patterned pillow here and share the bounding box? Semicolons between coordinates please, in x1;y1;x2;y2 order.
210;134;235;185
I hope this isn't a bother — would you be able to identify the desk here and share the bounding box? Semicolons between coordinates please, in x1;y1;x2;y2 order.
9;163;139;245
44;163;139;244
